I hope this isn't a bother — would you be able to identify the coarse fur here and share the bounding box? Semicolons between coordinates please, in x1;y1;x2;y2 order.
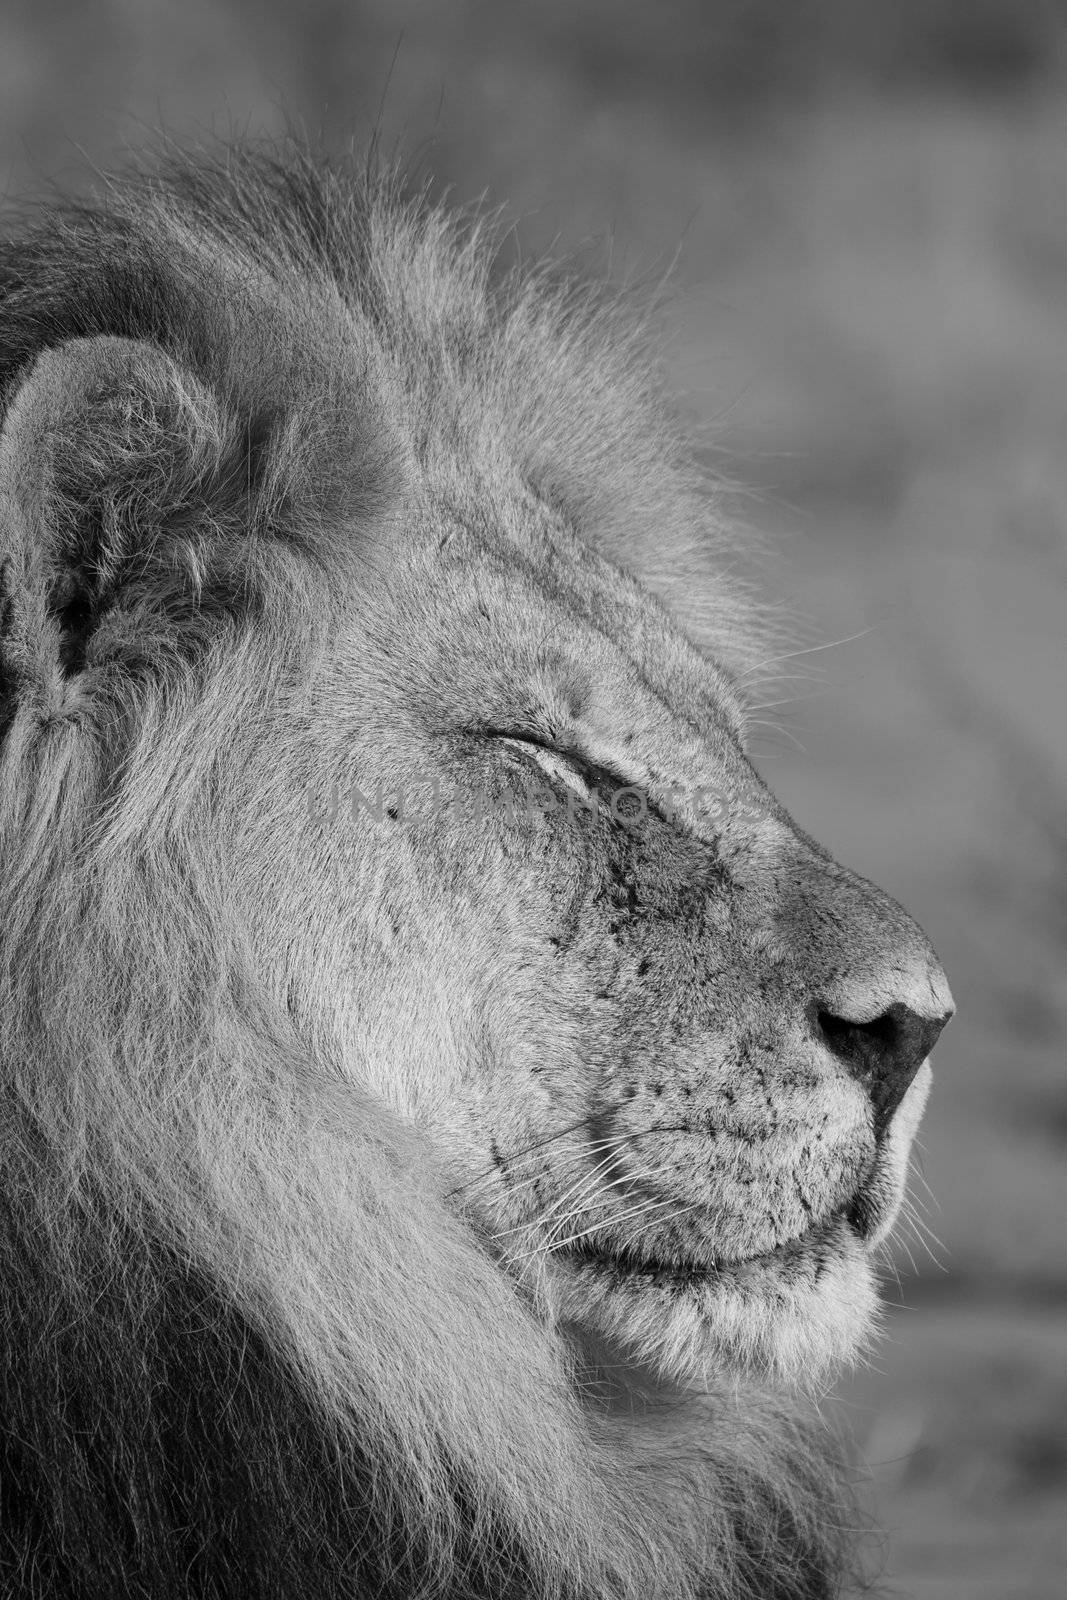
0;145;952;1599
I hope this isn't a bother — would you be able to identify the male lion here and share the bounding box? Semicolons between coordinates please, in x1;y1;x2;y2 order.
0;147;952;1599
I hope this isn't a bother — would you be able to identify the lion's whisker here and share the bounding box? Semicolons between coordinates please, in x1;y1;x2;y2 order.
544;1167;665;1252
487;1142;634;1240
894;1231;919;1278
546;1195;681;1258
499;1164;666;1258
448;1116;630;1196
501;1182;673;1269
735;629;874;683
615;1199;700;1259
542;1148;642;1241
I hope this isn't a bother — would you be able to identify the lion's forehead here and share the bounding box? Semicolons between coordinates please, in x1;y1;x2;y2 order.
387;503;753;778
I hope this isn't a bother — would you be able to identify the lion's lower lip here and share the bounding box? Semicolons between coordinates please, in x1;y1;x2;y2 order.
562;1240;714;1284
558;1209;851;1284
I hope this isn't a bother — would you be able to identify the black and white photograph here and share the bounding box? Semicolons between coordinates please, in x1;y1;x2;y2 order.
0;5;1064;1597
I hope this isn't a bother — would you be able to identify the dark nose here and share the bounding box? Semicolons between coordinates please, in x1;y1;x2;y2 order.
817;1002;952;1140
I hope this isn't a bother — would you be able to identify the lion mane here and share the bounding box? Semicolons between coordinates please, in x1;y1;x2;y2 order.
0;144;938;1599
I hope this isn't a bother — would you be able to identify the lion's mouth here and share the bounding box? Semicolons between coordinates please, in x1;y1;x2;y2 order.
551;1169;896;1287
556;1207;854;1287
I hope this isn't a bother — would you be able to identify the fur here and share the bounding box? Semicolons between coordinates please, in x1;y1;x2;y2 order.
0;144;950;1599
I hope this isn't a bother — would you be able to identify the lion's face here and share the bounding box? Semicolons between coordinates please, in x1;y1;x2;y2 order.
0;217;951;1396
281;480;953;1390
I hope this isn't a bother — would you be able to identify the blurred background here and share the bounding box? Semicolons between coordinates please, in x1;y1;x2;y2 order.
3;3;1064;1594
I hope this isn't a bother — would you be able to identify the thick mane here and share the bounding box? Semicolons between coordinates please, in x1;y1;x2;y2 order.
0;147;854;1598
0;148;770;673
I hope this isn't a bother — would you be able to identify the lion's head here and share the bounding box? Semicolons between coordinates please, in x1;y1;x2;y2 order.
0;149;951;1600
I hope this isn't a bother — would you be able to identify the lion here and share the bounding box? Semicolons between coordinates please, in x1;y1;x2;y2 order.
0;145;952;1599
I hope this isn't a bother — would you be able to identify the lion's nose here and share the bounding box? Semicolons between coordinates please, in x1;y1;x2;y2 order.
817;1001;953;1140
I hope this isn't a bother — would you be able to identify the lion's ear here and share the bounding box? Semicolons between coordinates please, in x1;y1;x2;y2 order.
0;335;243;686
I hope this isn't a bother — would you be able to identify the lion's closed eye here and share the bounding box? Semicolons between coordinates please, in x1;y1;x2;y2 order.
492;732;663;826
494;733;594;803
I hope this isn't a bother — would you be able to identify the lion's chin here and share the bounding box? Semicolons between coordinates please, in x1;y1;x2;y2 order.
551;1213;880;1389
